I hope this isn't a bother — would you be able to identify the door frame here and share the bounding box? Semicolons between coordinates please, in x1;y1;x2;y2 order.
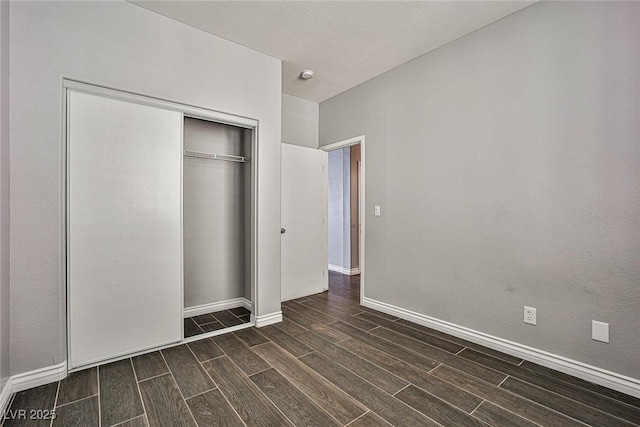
63;79;260;371
320;135;365;305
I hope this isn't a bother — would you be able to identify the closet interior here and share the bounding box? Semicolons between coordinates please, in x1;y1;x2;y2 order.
182;117;254;338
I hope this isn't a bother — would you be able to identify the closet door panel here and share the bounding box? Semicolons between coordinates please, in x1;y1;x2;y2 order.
68;91;182;369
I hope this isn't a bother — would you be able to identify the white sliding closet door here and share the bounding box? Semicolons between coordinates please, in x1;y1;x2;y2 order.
68;90;183;369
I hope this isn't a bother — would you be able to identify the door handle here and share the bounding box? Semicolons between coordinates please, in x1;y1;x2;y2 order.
281;228;286;234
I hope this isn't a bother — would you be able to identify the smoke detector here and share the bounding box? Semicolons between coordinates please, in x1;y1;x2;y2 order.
300;70;315;80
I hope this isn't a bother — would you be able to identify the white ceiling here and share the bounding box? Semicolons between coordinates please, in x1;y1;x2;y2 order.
132;1;535;103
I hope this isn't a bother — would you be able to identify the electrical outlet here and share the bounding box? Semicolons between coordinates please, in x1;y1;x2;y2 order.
524;306;536;325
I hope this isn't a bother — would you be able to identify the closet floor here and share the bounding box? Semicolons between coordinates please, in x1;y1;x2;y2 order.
184;307;251;338
4;272;639;427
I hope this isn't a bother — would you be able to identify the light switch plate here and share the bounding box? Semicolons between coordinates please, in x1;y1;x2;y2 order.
592;320;609;343
374;205;381;216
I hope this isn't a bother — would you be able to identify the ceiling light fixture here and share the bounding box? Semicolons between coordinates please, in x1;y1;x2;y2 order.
300;70;315;80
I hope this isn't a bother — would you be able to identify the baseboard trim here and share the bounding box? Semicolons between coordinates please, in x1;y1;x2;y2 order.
184;297;251;318
0;377;13;418
3;297;257;405
328;264;360;276
10;361;67;394
362;297;640;399
0;362;68;415
255;311;282;328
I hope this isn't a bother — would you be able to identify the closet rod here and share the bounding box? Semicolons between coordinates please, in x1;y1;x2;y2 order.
183;150;248;163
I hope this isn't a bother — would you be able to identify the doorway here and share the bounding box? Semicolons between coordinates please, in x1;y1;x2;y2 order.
321;135;365;304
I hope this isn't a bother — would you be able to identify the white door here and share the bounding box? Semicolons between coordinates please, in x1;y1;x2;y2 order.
281;143;327;301
68;90;183;369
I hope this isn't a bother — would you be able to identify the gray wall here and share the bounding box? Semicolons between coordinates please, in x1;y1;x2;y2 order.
350;145;361;269
282;94;319;149
10;1;281;375
0;0;10;388
328;148;351;270
320;1;640;379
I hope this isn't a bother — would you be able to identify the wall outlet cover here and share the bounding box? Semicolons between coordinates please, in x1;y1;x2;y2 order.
524;306;536;325
592;320;609;343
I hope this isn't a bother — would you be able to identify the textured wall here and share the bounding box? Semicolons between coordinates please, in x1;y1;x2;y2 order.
282;94;319;148
10;1;281;375
320;2;640;378
0;0;10;387
328;149;344;267
329;145;361;272
328;148;352;269
341;150;351;269
350;145;361;269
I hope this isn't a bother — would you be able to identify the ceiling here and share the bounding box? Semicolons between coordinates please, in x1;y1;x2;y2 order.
132;1;535;103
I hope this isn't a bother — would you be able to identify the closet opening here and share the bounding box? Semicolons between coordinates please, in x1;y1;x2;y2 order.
182;117;255;340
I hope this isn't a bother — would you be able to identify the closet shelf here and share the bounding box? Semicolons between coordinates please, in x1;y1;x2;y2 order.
184;150;249;163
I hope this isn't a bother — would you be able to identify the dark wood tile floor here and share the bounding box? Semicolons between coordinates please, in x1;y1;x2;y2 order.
184;307;252;338
4;272;640;426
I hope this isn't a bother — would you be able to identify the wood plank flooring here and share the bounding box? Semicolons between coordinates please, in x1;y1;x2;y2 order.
184;307;251;338
4;272;639;427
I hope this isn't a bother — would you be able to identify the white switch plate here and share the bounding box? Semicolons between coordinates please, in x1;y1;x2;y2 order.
374;205;381;216
592;320;609;343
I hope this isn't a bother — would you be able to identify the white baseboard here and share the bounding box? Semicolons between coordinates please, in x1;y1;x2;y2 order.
0;361;68;416
362;297;640;399
0;377;13;418
1;298;258;410
255;311;282;328
10;360;67;394
328;264;360;276
184;297;251;318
